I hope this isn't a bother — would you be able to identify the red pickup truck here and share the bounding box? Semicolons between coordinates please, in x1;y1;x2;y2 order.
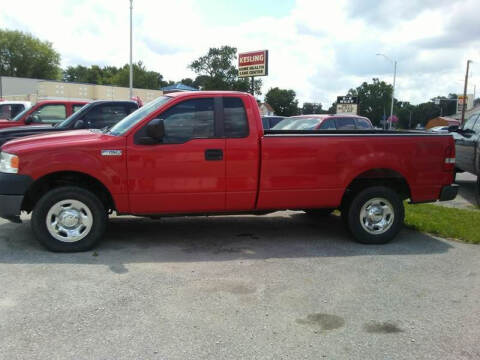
0;100;88;129
0;91;458;252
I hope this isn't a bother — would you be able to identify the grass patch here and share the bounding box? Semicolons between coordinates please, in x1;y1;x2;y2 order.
405;203;480;244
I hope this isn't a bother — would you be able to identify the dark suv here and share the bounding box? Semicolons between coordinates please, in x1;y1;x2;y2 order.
0;100;139;147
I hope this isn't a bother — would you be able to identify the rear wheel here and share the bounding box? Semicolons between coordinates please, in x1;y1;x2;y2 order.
346;186;404;244
31;186;107;252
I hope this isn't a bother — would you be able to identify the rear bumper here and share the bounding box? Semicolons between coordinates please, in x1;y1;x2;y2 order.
439;184;459;202
0;173;33;222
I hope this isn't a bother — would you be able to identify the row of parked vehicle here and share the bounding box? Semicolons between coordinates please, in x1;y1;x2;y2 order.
261;114;373;130
0;93;457;252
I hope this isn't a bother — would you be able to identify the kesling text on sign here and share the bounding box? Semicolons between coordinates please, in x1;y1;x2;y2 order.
238;50;268;78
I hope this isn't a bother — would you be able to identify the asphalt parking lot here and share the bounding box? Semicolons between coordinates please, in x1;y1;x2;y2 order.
1;212;479;360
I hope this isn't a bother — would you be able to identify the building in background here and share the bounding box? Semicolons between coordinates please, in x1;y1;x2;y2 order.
0;76;163;104
259;102;274;116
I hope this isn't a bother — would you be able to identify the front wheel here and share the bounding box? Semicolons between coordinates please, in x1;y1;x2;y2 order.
347;186;404;244
31;186;107;252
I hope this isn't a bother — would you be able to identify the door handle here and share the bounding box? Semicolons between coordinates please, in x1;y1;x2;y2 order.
205;149;223;161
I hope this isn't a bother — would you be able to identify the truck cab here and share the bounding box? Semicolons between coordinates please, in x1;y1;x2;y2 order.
0;100;88;129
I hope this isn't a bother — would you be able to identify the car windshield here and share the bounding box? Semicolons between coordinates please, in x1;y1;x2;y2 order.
108;96;172;136
55;103;90;128
272;117;321;130
10;107;30;122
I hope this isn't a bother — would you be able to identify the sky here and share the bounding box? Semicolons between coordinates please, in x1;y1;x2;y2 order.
1;0;479;107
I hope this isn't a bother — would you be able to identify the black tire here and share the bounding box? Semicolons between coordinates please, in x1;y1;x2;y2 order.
347;186;404;245
304;208;334;217
31;186;107;252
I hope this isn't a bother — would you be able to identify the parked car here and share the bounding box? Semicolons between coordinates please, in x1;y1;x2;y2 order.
452;112;480;175
0;101;32;120
272;114;373;130
261;115;284;129
0;91;457;252
0;100;140;147
0;100;88;129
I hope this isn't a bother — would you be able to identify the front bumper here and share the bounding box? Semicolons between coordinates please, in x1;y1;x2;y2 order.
0;173;33;222
439;184;459;202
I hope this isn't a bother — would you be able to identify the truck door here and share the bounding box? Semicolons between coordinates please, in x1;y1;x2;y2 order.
127;97;226;214
223;96;260;211
456;114;478;173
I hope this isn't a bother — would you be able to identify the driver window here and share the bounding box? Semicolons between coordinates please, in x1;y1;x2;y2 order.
161;98;214;144
31;104;67;123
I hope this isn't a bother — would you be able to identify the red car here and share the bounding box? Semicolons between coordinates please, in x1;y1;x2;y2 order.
0;91;457;251
0;100;88;129
272;114;373;130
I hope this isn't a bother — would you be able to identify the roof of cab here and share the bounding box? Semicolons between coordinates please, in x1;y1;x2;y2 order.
166;90;250;98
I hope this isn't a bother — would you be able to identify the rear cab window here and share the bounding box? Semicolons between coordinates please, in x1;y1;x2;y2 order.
355;118;371;129
223;97;248;138
319;118;336;130
335;117;355;130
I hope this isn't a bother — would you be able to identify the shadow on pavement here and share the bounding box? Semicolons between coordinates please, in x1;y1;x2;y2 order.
0;212;454;267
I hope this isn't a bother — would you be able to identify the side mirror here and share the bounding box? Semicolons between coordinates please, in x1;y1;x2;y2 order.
447;125;459;132
73;120;85;129
24;115;34;124
146;118;165;141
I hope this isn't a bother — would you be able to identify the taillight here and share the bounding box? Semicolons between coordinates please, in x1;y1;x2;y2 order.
443;145;455;171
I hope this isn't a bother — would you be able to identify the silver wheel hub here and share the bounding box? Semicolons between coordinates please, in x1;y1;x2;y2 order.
360;197;395;235
46;199;93;243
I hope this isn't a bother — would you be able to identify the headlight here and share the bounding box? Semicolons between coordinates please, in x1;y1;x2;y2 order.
0;152;19;173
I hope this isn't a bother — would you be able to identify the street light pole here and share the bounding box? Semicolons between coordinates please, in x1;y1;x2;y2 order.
377;53;397;130
129;0;133;99
460;60;473;125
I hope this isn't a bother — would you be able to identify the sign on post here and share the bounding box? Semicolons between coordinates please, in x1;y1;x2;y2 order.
238;50;268;78
336;95;358;114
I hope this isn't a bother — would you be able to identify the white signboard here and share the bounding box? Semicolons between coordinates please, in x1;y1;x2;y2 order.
336;96;358;114
238;50;268;78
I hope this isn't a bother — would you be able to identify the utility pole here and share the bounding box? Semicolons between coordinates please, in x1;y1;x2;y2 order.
377;53;397;130
461;60;472;125
129;0;133;99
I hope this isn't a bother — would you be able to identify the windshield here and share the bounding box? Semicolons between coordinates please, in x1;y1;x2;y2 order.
272;117;321;130
10;107;30;122
55;103;90;129
108;96;172;136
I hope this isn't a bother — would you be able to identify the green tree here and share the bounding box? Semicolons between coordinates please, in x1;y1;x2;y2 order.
0;29;61;79
63;62;168;90
348;78;393;126
302;102;325;114
189;45;262;95
265;87;299;116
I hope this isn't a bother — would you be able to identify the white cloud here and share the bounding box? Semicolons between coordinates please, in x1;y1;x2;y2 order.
1;0;479;107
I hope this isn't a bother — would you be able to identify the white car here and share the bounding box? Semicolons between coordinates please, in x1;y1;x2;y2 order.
0;101;32;120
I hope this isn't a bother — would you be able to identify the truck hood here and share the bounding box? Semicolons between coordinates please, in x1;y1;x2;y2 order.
1;130;119;155
0;124;52;135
